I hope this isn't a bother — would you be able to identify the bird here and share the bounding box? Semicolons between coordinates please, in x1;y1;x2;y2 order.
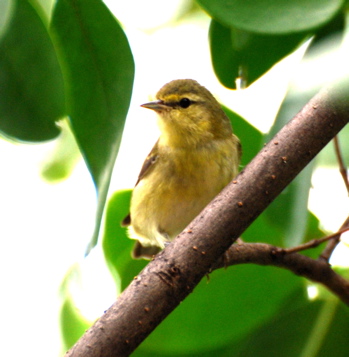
122;79;241;259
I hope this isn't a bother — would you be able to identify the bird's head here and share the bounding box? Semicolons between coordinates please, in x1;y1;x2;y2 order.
141;79;232;147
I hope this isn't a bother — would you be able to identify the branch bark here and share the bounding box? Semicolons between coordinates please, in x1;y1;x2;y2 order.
212;242;349;305
320;216;349;262
66;81;349;356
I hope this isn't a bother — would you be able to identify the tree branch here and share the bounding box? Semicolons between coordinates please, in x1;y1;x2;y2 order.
212;242;349;305
282;226;349;254
66;82;349;356
320;216;349;262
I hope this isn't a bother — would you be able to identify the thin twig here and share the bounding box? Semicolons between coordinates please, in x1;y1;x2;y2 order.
320;216;349;262
281;227;349;254
333;135;349;194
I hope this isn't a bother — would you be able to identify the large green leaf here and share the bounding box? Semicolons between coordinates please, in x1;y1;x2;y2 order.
132;287;309;357
60;294;92;351
0;0;64;141
0;0;13;38
102;189;148;290
236;298;348;357
243;211;283;246
222;105;263;167
317;124;349;167
198;0;344;35
135;265;302;355
50;0;134;252
40;119;81;182
133;287;348;356
265;166;315;247
209;20;237;89
210;20;308;88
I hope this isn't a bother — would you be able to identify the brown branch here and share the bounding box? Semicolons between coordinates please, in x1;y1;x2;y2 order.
212;242;349;305
66;82;349;357
281;226;349;254
333;135;349;194
320;216;349;262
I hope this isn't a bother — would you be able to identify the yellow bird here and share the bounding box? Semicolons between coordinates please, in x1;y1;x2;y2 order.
122;79;241;259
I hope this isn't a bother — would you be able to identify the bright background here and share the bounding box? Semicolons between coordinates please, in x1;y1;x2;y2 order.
1;1;348;356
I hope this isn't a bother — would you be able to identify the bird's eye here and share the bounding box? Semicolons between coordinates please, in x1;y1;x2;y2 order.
179;98;191;108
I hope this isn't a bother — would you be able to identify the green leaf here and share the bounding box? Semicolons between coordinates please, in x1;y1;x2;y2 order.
300;212;326;259
0;0;13;39
59;262;93;350
60;295;92;351
102;189;148;289
222;105;263;166
265;166;315;247
40;119;81;182
209;21;236;89
209;20;308;88
0;0;64;141
243;211;284;246
135;265;302;355
50;0;135;252
198;0;344;35
236;298;349;357
317;123;349;167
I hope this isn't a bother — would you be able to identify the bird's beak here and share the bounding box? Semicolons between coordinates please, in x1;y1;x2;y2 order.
141;100;168;111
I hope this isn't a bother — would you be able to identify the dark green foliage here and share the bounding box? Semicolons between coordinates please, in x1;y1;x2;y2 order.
0;0;64;141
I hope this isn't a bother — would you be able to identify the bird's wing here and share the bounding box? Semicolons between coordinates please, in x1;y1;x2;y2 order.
121;140;159;226
134;140;160;186
234;133;242;162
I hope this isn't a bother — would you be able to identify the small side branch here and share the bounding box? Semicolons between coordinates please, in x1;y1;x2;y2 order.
213;242;349;305
320;216;349;262
281;227;349;255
